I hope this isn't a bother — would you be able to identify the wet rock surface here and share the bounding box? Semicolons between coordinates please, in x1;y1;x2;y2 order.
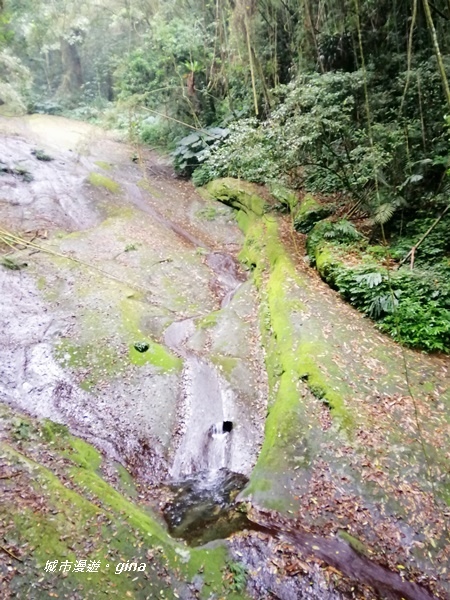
1;117;449;600
163;469;249;546
0;116;267;488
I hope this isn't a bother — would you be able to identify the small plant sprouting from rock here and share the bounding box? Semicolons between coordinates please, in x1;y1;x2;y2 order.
224;561;248;593
12;418;33;441
0;256;27;270
0;162;33;181
12;165;34;182
31;148;53;161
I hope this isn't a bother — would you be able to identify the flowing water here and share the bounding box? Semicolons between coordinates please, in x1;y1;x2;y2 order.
162;249;251;543
0;115;445;600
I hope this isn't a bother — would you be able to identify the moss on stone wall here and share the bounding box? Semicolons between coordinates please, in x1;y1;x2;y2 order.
294;195;334;233
204;178;352;509
0;405;247;599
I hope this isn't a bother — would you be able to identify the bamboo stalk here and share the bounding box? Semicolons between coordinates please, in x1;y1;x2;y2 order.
245;15;259;116
399;204;450;268
422;0;450;107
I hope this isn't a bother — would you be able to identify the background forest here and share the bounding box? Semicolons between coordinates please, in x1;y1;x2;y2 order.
1;0;450;352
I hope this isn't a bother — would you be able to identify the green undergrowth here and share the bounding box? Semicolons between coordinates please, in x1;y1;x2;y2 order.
0;406;247;599
307;220;450;353
204;179;352;507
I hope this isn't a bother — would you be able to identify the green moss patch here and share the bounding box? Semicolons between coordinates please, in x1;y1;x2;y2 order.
128;342;181;370
64;436;102;470
210;355;239;377
121;298;182;372
94;161;113;171
294;194;334;233
55;339;128;389
198;310;221;329
0;405;248;599
204;178;266;217
88;172;120;193
268;183;299;212
206;178;352;509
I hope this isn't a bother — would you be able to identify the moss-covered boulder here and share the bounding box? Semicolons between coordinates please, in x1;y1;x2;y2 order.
306;220;342;286
268;183;299;212
203;178;266;216
314;244;342;287
294;194;334;233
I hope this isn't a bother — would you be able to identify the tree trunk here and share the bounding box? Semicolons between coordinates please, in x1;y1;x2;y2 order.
422;0;450;108
58;37;83;98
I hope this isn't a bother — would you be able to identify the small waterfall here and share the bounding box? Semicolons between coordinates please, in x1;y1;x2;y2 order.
169;356;236;479
162;252;251;544
206;422;232;473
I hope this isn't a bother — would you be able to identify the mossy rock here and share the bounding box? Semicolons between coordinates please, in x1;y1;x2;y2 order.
203;178;266;216
306;221;343;287
306;220;334;264
315;244;342;287
268;183;298;212
294;194;334;233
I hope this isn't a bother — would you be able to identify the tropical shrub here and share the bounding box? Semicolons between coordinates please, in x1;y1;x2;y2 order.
191;118;285;185
314;249;450;352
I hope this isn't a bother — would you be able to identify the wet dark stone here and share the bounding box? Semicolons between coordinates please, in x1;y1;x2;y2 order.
163;469;249;546
223;421;233;433
133;342;149;353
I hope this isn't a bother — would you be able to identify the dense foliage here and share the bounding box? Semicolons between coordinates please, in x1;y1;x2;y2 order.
307;219;450;352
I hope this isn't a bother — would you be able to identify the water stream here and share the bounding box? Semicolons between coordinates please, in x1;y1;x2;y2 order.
161;245;252;544
0;116;441;599
150;201;440;599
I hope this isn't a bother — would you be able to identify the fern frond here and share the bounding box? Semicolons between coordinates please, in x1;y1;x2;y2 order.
373;202;396;225
323;219;361;240
355;271;383;288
